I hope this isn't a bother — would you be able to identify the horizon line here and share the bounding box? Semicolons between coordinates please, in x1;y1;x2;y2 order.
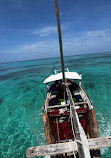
0;51;110;65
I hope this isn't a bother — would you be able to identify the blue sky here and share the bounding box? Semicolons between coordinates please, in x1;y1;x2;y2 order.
0;0;111;63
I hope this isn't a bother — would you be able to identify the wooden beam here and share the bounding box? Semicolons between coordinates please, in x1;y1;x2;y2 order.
71;107;91;158
47;104;69;109
26;136;111;157
65;87;91;158
26;141;78;158
74;101;93;105
89;136;111;149
47;101;93;109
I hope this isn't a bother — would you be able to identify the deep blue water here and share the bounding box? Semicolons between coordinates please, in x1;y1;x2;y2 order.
0;52;111;158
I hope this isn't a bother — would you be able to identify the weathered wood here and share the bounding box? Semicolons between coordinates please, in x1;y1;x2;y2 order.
89;136;111;149
88;109;99;138
43;114;55;144
71;107;91;158
74;101;93;105
65;86;91;158
26;137;111;157
47;101;93;109
47;104;69;109
26;141;78;158
80;87;93;110
87;109;101;157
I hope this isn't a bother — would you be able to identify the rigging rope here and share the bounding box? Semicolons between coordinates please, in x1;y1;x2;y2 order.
66;84;90;158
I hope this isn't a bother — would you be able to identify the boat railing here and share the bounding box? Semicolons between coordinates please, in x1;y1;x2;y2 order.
55;68;69;74
80;87;93;110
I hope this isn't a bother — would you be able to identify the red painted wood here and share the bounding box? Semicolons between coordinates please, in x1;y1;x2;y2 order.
48;107;88;142
77;107;88;133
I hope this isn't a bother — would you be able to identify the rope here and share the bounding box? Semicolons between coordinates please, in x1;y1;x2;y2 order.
75;139;89;150
69;139;76;158
66;84;90;158
66;85;77;158
70;104;76;139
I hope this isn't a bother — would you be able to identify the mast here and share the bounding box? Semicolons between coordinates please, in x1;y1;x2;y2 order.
54;0;65;83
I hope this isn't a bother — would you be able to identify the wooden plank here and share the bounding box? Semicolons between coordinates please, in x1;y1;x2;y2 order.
26;141;78;158
47;104;69;109
89;136;111;149
74;101;93;105
87;109;101;157
88;109;99;138
26;137;111;157
43;114;55;144
80;87;93;109
47;101;93;109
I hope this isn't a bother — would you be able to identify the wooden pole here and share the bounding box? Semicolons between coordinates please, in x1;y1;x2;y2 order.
54;0;65;83
66;86;91;158
71;107;91;158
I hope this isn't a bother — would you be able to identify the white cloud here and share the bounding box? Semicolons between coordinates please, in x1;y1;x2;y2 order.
31;24;68;37
31;26;57;37
63;29;111;55
84;29;110;38
1;29;111;62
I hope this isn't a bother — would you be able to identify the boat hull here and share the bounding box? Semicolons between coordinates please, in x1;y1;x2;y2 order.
43;83;101;157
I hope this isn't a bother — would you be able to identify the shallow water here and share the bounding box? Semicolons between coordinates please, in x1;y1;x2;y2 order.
0;52;111;158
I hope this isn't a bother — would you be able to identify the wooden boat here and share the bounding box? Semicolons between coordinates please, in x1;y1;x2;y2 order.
26;69;111;158
26;0;111;157
42;68;101;158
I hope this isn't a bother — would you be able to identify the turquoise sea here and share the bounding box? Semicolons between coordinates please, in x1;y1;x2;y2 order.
0;52;111;158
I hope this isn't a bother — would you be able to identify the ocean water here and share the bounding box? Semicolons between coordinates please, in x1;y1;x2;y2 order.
0;52;111;158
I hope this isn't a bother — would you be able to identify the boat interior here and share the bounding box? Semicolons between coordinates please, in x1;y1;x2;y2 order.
44;79;92;143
